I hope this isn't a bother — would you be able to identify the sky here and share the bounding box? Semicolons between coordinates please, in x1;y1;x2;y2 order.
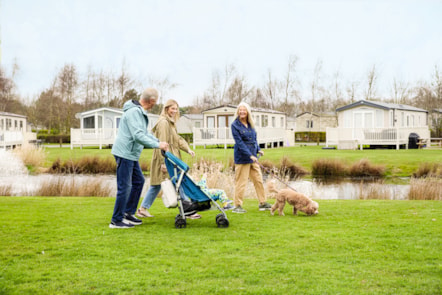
1;0;442;107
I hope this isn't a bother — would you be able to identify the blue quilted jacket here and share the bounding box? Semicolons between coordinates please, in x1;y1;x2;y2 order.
231;118;260;164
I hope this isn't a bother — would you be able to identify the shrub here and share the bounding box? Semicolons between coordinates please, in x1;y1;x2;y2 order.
48;156;116;174
312;158;347;177
413;162;442;178
349;159;385;178
295;132;326;142
408;177;442;200
35;177;113;197
279;156;308;179
13;144;47;171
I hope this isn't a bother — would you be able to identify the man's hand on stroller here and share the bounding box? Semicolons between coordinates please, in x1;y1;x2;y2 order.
159;142;169;151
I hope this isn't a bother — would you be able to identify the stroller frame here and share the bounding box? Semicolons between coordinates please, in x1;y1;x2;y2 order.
162;151;229;228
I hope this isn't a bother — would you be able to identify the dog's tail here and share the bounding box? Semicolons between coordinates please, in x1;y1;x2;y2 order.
266;180;280;194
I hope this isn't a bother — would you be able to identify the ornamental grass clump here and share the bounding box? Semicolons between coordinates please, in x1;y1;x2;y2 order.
49;156;116;174
413;162;442;178
311;158;347;178
349;159;385;178
0;185;12;196
357;180;395;200
279;156;308;179
13;144;46;172
408;177;442;200
35;177;113;197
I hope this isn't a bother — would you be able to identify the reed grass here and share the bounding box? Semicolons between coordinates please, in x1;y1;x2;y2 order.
312;158;347;177
413;162;442;178
349;159;386;178
279;156;308;179
0;185;12;196
408;177;442;200
357;181;394;200
12;144;47;172
48;156;116;174
35;177;113;197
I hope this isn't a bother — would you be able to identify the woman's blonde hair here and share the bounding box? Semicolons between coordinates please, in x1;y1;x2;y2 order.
160;99;180;121
234;102;255;129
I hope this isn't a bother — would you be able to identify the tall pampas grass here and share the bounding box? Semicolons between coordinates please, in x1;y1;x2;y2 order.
35;177;113;197
408;178;442;200
13;144;47;172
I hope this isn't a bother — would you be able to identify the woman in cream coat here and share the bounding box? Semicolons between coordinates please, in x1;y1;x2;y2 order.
137;99;196;218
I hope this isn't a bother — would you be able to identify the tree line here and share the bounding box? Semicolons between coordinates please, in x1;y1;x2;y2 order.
1;56;441;136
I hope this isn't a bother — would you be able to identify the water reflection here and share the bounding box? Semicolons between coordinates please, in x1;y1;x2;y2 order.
289;179;409;200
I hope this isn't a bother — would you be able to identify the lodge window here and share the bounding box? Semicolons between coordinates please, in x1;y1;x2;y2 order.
280;117;284;128
272;117;276;127
83;116;95;128
261;115;268;127
306;120;313;128
207;116;215;128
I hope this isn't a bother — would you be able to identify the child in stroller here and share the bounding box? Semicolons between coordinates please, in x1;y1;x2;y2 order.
194;173;234;210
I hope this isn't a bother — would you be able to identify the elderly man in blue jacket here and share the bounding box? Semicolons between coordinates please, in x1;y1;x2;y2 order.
110;88;169;229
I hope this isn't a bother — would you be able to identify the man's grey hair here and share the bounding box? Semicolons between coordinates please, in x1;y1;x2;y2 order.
140;88;159;102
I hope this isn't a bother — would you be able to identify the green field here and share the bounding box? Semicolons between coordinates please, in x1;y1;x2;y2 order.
0;197;440;294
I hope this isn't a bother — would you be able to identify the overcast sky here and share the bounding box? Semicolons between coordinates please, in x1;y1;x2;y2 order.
1;0;441;106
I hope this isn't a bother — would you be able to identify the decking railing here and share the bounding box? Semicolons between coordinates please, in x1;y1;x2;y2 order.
70;128;117;149
0;131;36;149
192;127;287;149
326;127;431;150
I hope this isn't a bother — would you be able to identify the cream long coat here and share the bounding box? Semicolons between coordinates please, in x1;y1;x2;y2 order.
149;115;191;186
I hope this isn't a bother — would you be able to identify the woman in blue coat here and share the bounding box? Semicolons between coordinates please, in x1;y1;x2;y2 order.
230;102;271;213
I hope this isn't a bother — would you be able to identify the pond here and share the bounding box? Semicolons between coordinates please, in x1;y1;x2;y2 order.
0;150;410;199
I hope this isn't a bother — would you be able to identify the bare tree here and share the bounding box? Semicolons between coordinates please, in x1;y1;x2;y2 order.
220;63;236;104
431;64;442;107
226;75;253;105
148;75;178;112
116;61;133;105
310;59;326;111
391;78;410;104
346;80;359;103
55;63;79;133
0;60;19;112
253;88;270;109
263;69;278;109
281;55;300;112
364;64;379;100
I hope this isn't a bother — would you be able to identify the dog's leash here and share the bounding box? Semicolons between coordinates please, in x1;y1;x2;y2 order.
255;155;298;192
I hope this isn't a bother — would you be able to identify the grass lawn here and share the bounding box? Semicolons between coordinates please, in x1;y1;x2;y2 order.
0;197;440;294
42;145;442;178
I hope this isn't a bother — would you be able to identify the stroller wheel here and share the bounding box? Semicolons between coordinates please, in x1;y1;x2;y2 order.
175;215;187;229
216;213;229;228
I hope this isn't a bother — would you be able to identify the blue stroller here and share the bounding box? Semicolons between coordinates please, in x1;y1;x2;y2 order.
162;151;230;229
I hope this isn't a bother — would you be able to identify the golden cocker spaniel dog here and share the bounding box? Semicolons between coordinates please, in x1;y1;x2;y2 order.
267;180;319;216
